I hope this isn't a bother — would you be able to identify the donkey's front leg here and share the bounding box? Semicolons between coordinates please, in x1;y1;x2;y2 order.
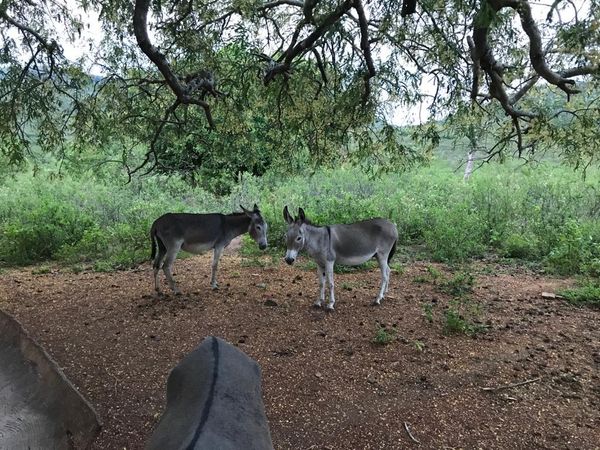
373;256;391;305
314;265;326;308
325;261;336;311
210;246;224;289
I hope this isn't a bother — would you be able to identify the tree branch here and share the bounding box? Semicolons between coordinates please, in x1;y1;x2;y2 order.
264;0;354;83
354;0;375;103
510;74;539;105
513;0;579;97
0;9;57;53
561;64;600;78
133;0;215;128
258;0;304;10
128;99;181;181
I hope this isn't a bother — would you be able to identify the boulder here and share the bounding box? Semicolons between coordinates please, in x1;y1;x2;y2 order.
0;309;101;449
147;336;273;450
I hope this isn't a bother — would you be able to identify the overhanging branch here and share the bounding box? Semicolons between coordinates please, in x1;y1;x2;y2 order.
354;0;376;103
133;0;215;128
264;0;354;84
513;0;579;97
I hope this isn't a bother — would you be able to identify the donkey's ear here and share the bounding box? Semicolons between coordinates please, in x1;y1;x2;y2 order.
240;205;252;217
298;207;306;223
253;203;260;212
283;205;294;224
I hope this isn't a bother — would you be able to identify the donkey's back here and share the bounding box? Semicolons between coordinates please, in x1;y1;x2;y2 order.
332;218;397;242
152;213;225;249
330;218;397;263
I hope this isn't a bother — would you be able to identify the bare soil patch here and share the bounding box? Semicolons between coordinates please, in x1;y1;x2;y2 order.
0;254;599;449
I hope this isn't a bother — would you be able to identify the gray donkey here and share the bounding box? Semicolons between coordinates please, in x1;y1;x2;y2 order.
151;204;268;294
283;206;398;310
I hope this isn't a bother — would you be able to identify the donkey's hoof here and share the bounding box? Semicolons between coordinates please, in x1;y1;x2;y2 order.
371;299;382;306
325;305;335;312
312;302;322;309
174;291;183;296
211;284;219;291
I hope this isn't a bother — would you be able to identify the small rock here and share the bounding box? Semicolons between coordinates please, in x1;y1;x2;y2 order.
264;299;278;307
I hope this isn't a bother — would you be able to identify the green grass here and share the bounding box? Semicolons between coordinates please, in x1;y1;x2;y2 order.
31;265;51;275
558;281;600;308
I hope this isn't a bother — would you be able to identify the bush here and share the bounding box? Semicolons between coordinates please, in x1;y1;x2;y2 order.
0;172;228;268
546;221;600;276
502;233;540;259
1;160;599;275
422;204;487;262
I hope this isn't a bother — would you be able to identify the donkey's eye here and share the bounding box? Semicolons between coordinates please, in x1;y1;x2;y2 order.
256;226;262;231
296;236;302;242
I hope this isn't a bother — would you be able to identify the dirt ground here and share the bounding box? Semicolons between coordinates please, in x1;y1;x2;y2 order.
0;250;599;450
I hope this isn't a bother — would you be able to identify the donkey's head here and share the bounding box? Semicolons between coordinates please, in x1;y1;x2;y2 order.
241;204;268;250
283;206;307;265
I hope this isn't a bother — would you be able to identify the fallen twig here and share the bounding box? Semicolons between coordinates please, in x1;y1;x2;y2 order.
481;377;541;391
404;421;420;444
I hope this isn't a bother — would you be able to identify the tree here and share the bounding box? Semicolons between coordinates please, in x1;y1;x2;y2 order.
1;0;598;184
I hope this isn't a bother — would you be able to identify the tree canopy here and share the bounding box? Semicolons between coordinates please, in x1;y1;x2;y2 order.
1;0;599;188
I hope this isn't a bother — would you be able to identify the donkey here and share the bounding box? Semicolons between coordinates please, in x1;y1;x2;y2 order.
150;204;268;295
283;206;398;310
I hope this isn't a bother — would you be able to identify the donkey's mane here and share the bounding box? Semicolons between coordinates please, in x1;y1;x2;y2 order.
230;210;261;217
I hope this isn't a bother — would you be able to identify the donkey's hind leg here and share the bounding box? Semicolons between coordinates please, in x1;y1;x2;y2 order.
153;237;167;295
325;261;336;311
374;253;391;305
163;241;183;295
210;246;224;289
314;265;326;308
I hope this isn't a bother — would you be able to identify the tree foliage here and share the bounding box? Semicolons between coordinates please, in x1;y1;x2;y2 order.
0;0;599;187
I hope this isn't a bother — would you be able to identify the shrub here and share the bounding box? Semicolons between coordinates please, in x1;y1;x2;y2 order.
502;233;540;259
546;221;600;275
2;161;599;275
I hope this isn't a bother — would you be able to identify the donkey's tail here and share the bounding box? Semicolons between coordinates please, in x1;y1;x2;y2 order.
388;240;397;264
150;225;165;262
150;226;157;261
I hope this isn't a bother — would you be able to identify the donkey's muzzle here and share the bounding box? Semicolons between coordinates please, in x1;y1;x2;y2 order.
259;243;267;250
284;257;295;265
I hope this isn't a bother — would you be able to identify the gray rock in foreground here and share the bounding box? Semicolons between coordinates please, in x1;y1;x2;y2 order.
147;336;274;450
0;309;101;449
